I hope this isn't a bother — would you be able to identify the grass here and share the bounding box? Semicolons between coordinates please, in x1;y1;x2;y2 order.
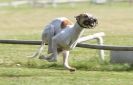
0;2;133;85
1;67;133;85
0;67;133;85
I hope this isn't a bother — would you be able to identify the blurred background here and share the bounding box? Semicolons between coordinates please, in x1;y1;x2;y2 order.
0;0;133;7
0;0;133;44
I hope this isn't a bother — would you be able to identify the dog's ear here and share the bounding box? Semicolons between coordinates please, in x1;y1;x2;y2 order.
74;15;80;21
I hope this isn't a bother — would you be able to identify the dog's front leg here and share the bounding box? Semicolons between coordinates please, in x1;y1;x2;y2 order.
62;51;76;72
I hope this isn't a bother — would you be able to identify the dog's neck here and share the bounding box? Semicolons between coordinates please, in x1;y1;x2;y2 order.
66;22;84;49
73;22;84;33
71;22;84;40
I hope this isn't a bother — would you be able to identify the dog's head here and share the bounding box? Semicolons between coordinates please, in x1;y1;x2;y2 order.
75;13;98;29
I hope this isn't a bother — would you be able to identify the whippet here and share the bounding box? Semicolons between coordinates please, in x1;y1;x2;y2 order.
30;13;98;71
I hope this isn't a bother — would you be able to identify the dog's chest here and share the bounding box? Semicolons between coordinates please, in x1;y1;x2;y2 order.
54;28;78;49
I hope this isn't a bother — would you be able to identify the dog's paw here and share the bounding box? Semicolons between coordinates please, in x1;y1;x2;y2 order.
39;55;57;62
69;68;76;72
46;57;57;62
39;55;46;59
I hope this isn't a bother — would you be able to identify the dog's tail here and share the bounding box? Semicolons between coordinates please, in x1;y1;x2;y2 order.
28;41;45;58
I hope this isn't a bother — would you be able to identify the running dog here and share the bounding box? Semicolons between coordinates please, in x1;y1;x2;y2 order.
30;13;98;71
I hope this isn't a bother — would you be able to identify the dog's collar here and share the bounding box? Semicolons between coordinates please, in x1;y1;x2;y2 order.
77;21;87;28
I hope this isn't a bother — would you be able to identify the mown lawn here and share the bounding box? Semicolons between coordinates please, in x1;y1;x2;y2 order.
0;67;133;85
0;2;133;85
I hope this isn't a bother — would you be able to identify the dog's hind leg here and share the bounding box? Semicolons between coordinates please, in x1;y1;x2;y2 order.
62;51;76;72
29;40;45;58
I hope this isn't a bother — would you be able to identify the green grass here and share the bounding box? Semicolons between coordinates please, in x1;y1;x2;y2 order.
0;2;133;85
0;67;133;85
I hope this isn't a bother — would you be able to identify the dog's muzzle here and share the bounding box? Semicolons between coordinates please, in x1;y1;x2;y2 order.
77;18;98;29
83;18;98;29
83;20;90;26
